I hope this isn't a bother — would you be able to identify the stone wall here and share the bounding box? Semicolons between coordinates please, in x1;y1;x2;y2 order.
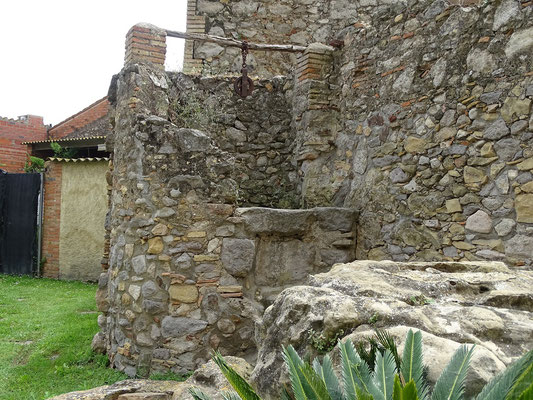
184;0;359;76
98;0;533;378
297;0;533;266
97;52;357;376
166;73;299;208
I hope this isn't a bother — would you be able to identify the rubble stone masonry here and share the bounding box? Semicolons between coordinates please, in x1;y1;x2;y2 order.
96;0;533;377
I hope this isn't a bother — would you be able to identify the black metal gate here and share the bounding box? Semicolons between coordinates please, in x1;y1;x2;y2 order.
0;172;42;275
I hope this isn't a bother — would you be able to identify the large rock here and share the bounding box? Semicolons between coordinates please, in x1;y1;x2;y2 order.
252;261;533;399
171;356;254;399
49;357;253;400
49;380;182;400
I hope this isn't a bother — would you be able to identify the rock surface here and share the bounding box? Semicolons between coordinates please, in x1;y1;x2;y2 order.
49;357;253;400
49;380;181;400
171;356;254;399
252;260;533;399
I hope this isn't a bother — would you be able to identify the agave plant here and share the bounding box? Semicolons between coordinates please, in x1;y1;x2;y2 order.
189;329;533;400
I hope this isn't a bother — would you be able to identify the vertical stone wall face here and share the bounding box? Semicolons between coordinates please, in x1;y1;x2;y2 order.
100;0;533;377
167;74;299;208
299;0;533;266
99;57;357;376
184;0;359;76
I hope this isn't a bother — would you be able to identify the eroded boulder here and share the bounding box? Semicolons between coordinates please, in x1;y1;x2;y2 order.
251;260;533;399
49;357;253;400
171;356;254;399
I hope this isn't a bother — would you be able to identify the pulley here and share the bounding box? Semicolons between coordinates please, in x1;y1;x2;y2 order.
234;41;254;98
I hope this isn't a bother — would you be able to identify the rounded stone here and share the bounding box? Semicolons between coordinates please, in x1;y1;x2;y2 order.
217;318;236;334
465;210;493;233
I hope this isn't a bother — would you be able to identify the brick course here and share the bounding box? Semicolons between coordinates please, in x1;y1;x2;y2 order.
0;115;47;172
125;24;167;69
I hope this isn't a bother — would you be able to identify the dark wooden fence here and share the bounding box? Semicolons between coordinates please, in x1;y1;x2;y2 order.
0;172;41;275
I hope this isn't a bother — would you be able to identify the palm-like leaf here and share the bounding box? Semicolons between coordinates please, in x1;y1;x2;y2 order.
357;338;379;371
516;382;533;400
431;345;475;400
340;339;365;400
401;330;429;400
299;362;333;400
352;358;381;399
373;350;396;400
314;355;345;400
212;352;261;400
475;349;533;400
189;388;214;400
356;386;375;400
222;392;243;400
340;339;381;399
281;386;293;400
375;330;402;372
283;345;308;400
506;350;533;400
393;376;420;400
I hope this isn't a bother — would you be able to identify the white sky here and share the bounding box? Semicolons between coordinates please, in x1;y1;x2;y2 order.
0;0;187;126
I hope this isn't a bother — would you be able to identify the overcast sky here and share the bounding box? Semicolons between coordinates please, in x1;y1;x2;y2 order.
0;0;187;126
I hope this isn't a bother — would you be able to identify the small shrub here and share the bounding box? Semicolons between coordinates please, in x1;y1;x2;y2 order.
50;142;77;158
308;329;346;354
24;155;45;173
169;91;217;131
368;312;380;325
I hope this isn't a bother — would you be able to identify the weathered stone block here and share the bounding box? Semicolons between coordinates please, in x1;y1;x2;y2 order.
465;210;492;233
464;167;486;184
516;194;533;223
169;285;198;304
221;238;255;277
151;224;168;236
176;128;211;152
483;119;509;140
404;136;427;153
148;237;164;254
255;239;315;286
132;255;147;274
161;317;208;338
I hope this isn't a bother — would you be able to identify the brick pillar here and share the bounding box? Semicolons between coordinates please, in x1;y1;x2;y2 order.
125;23;167;69
293;43;338;206
183;0;206;74
42;161;62;278
296;43;334;109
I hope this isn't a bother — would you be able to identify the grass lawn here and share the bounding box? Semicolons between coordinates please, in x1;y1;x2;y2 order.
0;275;127;399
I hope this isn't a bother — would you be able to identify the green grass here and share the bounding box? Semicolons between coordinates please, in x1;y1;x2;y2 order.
0;275;127;399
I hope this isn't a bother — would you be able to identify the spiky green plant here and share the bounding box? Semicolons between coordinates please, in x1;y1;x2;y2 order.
50;142;77;159
189;330;533;400
24;155;45;173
